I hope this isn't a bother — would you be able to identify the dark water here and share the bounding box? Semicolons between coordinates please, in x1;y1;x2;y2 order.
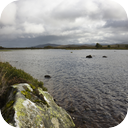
1;49;128;128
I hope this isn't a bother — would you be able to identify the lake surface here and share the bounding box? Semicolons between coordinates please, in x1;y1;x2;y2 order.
0;49;128;128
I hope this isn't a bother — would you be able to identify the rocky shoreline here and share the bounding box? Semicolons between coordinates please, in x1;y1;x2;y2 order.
0;62;75;128
1;83;75;128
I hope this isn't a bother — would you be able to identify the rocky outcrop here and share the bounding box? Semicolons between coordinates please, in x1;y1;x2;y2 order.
1;83;75;128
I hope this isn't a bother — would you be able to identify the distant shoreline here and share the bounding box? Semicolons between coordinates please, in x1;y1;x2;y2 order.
0;43;128;50
0;48;128;50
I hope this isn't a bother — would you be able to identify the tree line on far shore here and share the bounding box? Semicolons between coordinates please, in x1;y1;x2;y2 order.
0;43;128;50
95;43;128;49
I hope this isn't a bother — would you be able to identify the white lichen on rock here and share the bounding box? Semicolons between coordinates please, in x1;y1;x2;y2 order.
51;118;59;128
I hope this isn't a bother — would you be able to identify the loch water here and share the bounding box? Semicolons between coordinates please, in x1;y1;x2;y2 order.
1;49;128;128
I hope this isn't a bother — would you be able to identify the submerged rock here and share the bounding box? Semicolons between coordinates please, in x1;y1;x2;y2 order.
1;83;75;128
86;55;92;58
66;106;76;113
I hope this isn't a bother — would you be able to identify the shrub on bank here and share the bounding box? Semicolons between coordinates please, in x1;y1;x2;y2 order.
0;62;47;108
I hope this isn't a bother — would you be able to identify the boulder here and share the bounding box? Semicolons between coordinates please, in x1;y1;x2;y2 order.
102;56;107;58
1;83;75;128
44;75;51;78
86;55;92;58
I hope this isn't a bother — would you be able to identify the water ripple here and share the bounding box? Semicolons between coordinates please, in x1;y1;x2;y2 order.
0;49;128;128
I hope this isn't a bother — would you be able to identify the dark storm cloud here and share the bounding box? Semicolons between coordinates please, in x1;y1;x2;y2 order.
0;35;73;47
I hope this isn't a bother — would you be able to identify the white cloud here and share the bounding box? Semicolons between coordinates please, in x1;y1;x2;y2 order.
99;0;128;20
0;26;21;35
16;0;64;23
0;2;17;25
22;22;45;34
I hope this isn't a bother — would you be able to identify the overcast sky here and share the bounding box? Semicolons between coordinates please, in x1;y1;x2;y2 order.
0;0;128;47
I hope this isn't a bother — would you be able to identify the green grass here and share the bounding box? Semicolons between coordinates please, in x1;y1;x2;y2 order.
0;62;47;108
0;62;47;125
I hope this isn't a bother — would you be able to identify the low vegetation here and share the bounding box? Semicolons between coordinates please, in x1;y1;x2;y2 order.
95;43;102;48
95;43;128;49
0;43;128;50
0;62;47;108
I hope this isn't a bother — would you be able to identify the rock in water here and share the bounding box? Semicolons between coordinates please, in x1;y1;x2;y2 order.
1;83;75;128
102;56;107;58
44;75;51;78
86;55;92;58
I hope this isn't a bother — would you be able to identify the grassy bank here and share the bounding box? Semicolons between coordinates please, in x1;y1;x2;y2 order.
0;62;47;108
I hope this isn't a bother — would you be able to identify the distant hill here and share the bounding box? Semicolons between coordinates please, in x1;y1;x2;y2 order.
32;43;128;49
33;43;95;48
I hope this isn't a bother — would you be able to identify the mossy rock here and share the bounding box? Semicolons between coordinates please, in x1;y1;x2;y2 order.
1;83;75;128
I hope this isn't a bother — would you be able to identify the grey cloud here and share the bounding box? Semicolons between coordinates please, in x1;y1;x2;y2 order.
51;4;85;21
104;20;128;29
51;2;88;21
0;0;128;47
0;35;73;47
51;0;127;21
104;34;128;44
